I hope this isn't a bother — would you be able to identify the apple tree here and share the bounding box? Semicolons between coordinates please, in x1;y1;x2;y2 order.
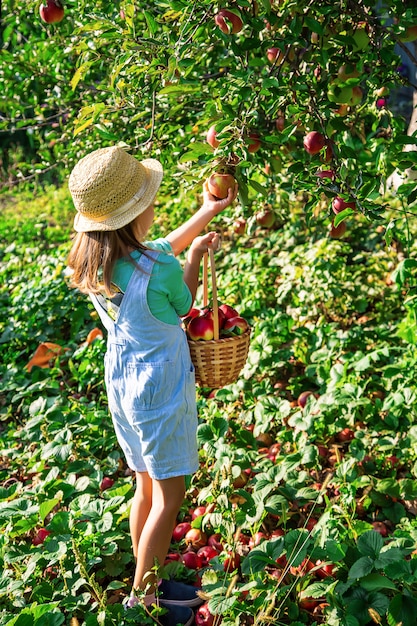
1;0;417;235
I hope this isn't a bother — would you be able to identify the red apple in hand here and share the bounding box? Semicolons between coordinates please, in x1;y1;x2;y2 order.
215;9;243;34
207;173;236;199
304;131;325;155
39;0;64;23
223;316;249;335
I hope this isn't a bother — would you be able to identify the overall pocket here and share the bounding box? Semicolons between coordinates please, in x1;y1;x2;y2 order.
124;360;175;411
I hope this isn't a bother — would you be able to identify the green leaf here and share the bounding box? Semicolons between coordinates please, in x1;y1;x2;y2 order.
144;10;158;36
39;499;60;524
208;594;236;614
357;531;384;557
388;593;417;626
284;529;311;568
248;179;268;196
360;573;397;591
264;494;288;514
70;62;93;91
375;547;405;569
240;538;285;575
302;581;334;598
348;556;374;580
333;208;356;226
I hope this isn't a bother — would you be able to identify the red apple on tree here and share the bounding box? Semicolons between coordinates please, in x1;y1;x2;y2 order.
233;217;247;235
315;560;335;579
267;47;283;64
316;169;335;180
337;427;355;442
303;131;325;155
275;115;285;131
207;173;236;199
255;207;275;228
329;220;347;239
337;64;360;81
215;9;243;35
206;125;219;149
223;551;241;571
372;521;389;537
247;131;261;153
332;196;356;214
39;0;65;23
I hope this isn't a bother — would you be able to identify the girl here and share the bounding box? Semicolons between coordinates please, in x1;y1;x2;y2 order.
67;146;238;626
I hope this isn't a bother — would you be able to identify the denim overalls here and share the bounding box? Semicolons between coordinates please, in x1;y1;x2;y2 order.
91;251;199;480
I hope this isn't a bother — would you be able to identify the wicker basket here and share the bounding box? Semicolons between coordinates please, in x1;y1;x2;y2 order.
187;248;250;388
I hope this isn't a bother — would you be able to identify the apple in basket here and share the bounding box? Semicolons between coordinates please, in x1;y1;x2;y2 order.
222;316;249;336
201;306;226;329
182;307;201;326
219;303;240;320
187;311;215;341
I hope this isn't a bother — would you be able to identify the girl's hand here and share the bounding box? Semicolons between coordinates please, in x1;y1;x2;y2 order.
189;231;220;256
202;179;239;215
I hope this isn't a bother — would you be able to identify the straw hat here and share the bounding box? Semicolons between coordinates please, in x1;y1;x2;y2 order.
69;146;163;232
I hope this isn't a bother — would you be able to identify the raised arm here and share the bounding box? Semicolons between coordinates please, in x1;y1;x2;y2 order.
166;179;238;256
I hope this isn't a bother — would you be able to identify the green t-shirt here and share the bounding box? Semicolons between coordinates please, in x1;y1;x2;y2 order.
110;238;192;325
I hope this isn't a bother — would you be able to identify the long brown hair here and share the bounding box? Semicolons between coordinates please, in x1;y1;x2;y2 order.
67;222;149;297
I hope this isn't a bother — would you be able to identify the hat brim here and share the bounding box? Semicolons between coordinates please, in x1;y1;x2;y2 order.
73;158;163;233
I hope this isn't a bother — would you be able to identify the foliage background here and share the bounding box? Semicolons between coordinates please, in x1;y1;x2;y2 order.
2;1;417;625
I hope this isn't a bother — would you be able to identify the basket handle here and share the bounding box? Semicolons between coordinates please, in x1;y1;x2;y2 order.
202;248;219;340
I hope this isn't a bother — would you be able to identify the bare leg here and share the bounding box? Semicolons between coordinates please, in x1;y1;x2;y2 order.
133;475;185;592
130;472;153;559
